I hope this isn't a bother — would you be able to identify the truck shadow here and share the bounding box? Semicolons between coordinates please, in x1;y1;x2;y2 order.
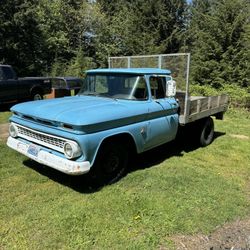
23;131;225;193
130;131;225;171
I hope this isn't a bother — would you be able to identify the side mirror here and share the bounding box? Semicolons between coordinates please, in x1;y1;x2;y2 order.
166;79;176;97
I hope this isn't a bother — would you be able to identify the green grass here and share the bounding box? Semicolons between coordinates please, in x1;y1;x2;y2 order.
0;111;11;124
0;109;249;249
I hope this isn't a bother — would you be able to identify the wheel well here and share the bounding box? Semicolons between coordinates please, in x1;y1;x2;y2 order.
100;133;137;155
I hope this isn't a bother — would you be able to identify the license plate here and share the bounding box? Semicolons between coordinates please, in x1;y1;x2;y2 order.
27;144;40;157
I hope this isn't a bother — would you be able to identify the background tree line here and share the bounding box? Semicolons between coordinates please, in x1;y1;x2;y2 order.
0;0;249;106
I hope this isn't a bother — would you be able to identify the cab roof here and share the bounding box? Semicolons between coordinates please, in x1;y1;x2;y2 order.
86;68;171;75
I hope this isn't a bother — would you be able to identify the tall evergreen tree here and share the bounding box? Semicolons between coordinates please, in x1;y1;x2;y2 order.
96;0;188;59
187;0;249;87
0;0;47;75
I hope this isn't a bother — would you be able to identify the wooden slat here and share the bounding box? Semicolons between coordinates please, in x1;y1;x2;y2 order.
200;98;209;111
189;99;198;115
210;96;219;109
219;94;229;105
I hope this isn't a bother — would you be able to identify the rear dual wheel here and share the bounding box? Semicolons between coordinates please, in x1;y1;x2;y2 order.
199;117;214;147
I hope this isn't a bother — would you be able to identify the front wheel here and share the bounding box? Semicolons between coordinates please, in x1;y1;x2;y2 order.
199;117;214;147
90;142;128;186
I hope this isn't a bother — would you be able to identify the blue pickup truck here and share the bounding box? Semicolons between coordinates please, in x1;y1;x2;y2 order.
7;55;228;185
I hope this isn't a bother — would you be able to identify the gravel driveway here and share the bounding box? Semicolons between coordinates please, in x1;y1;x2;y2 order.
0;123;9;141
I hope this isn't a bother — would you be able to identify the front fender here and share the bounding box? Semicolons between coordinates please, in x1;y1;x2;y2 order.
82;122;147;167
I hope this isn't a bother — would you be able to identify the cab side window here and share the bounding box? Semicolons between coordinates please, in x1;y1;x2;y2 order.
1;66;16;80
149;76;166;99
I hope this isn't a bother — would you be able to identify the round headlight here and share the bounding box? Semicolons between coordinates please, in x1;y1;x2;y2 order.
64;143;73;158
9;123;18;138
63;142;81;159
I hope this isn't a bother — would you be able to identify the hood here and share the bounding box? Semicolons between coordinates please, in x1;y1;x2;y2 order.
11;96;148;127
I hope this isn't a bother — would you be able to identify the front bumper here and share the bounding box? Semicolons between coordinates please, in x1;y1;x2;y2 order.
7;136;91;175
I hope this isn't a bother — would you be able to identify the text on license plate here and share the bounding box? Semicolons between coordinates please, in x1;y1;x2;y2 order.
27;144;40;157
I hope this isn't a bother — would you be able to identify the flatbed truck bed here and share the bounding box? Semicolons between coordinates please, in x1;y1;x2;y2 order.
177;92;229;124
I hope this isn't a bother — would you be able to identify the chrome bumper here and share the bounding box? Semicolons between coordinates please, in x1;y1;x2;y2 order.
7;136;91;175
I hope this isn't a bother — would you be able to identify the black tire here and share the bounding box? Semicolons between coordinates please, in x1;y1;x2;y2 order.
32;91;43;101
199;117;214;147
90;142;128;186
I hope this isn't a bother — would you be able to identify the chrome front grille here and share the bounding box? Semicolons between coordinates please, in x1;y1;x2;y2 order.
16;124;66;153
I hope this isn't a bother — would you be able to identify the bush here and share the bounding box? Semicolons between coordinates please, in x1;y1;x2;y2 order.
189;84;250;110
222;85;250;109
189;84;220;96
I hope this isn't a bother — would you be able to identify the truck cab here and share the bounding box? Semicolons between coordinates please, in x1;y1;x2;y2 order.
83;68;179;150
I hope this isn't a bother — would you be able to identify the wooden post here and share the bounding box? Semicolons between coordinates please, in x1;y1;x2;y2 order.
197;99;201;113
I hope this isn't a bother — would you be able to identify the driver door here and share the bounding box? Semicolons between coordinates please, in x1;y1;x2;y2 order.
145;76;178;150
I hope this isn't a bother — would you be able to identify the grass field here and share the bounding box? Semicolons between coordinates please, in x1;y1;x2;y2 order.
0;111;11;124
0;109;249;249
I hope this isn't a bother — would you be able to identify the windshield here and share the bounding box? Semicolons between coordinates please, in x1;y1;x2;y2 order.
79;74;148;100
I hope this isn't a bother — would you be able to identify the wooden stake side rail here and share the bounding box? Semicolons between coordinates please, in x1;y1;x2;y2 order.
178;94;229;124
